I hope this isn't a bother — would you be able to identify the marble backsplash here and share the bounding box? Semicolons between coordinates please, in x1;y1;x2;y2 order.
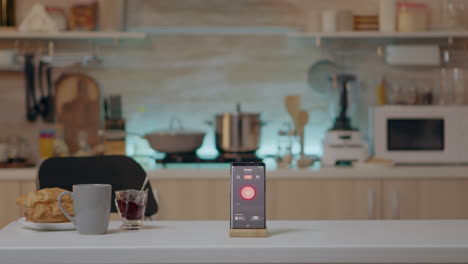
0;0;462;164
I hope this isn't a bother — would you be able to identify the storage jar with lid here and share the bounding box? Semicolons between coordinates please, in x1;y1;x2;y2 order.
397;2;429;32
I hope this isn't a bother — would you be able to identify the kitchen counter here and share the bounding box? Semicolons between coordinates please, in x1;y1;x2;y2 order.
1;165;468;181
1;220;468;264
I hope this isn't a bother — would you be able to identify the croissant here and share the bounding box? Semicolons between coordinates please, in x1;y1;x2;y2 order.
16;188;74;223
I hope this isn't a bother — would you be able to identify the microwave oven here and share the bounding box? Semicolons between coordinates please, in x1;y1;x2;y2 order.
372;106;468;164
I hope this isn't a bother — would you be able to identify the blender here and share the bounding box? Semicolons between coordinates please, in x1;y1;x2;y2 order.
321;74;369;166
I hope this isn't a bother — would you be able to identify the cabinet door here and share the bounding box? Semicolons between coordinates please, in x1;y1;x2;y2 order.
320;180;382;220
152;179;229;220
268;179;382;220
383;179;468;220
0;181;21;228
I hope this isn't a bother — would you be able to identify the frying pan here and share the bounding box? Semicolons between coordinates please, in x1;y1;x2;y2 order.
143;118;205;154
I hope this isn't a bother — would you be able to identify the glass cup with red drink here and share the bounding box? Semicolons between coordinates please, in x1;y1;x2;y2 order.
115;189;148;230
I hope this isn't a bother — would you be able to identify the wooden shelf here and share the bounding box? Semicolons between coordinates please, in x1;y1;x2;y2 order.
0;31;147;40
291;31;468;39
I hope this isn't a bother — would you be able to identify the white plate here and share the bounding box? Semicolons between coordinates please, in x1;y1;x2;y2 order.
18;218;75;231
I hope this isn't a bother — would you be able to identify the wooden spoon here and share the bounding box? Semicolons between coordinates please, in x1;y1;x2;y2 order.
284;95;301;131
297;110;309;156
296;110;313;168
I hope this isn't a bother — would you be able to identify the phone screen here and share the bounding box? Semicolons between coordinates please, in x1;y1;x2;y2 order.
230;162;266;229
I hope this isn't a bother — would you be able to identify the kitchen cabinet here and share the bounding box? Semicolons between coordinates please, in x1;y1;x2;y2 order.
152;179;381;221
152;179;230;220
268;179;381;220
383;179;468;220
0;180;36;228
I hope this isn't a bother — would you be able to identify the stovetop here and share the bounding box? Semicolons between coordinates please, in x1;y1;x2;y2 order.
155;152;262;166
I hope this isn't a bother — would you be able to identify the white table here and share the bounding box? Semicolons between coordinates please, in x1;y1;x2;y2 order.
1;220;468;264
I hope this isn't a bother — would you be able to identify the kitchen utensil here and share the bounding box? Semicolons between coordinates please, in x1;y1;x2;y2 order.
17;217;76;231
212;104;262;153
297;110;309;146
296;111;313;168
44;65;54;122
55;73;100;153
37;60;55;122
115;189;148;230
58;184;111;235
24;53;39;122
308;59;342;98
284;95;300;131
145;117;205;154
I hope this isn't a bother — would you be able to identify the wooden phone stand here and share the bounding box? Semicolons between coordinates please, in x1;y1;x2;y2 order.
229;229;269;237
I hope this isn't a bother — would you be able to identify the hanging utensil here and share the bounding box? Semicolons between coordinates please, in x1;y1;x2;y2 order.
24;53;38;122
38;60;49;120
43;64;55;122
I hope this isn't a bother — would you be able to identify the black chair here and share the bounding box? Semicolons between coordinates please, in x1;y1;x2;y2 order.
38;155;158;217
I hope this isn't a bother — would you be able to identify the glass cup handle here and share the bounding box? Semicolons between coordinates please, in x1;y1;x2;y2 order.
58;191;76;226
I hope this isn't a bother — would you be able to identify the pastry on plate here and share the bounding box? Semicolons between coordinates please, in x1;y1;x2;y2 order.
16;188;74;223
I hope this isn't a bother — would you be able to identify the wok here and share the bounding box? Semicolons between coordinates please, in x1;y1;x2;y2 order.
144;118;205;154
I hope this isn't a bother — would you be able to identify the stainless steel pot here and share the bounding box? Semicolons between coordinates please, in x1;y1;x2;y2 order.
214;112;262;153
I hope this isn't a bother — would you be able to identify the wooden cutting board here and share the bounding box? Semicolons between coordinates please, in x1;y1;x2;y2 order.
55;73;101;154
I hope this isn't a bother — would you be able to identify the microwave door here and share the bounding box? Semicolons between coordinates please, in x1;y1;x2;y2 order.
387;119;444;151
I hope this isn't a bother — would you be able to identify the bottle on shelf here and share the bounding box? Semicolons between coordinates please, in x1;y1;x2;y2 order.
377;77;387;105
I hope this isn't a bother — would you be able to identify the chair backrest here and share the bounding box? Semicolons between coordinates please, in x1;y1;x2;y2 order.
38;155;158;216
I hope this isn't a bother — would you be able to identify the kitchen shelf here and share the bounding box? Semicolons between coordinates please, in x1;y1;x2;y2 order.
291;31;468;39
0;30;147;40
130;26;298;36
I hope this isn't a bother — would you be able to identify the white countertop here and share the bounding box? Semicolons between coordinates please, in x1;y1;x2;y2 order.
1;165;468;181
1;220;468;264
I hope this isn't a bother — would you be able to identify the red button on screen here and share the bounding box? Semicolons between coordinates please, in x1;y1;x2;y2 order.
240;185;256;200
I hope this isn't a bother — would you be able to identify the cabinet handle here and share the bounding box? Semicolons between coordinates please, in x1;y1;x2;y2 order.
367;188;376;220
391;189;400;220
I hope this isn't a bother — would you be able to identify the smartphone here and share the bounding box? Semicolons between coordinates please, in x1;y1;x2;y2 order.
230;162;266;229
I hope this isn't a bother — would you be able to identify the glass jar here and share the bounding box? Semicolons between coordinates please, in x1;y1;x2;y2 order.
397;2;429;32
